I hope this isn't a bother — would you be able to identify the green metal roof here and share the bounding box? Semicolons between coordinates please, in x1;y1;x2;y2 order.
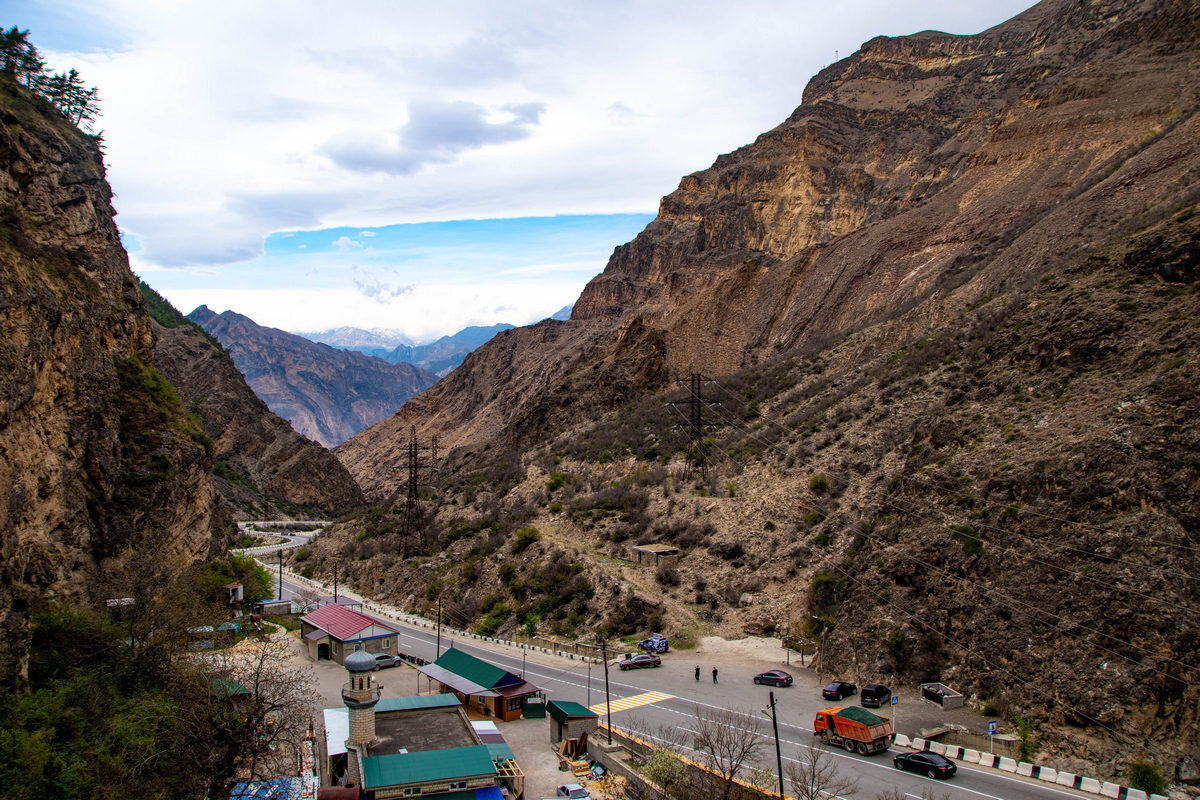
835;706;885;725
483;742;515;762
433;647;511;689
376;694;463;713
547;701;598;723
361;744;496;789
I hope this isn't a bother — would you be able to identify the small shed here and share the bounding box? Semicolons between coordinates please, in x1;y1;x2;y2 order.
547;700;598;745
632;543;679;566
418;647;541;722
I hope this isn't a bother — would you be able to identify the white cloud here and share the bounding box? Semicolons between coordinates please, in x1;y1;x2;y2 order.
331;236;362;251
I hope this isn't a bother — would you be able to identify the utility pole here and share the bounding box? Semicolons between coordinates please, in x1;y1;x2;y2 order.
601;637;613;745
391;426;440;551
277;549;282;601
811;615;826;685
437;597;443;659
762;692;785;800
333;563;338;605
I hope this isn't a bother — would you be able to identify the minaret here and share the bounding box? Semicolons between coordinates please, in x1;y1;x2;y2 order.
342;647;380;787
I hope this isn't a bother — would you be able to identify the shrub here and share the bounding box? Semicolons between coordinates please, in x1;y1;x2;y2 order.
1126;761;1167;795
512;527;541;553
809;473;832;494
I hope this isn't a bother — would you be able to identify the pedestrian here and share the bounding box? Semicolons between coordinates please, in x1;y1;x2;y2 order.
694;664;700;681
712;666;718;684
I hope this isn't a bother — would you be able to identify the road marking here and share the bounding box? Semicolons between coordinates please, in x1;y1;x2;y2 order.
589;691;674;715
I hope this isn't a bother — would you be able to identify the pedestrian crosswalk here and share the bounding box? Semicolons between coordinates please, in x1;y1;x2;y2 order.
588;691;673;716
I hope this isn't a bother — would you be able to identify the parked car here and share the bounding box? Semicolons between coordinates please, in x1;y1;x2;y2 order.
619;653;661;670
753;670;794;687
372;653;400;670
638;633;670;653
557;783;591;799
823;681;857;700
860;684;891;707
894;751;957;779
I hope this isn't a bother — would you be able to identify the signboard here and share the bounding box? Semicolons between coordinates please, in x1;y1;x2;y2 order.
988;720;998;735
549;635;558;644
891;695;899;706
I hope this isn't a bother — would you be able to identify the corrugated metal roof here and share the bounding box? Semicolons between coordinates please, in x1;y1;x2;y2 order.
432;647;511;689
418;663;499;697
376;694;463;713
360;744;496;789
548;701;597;722
301;603;397;641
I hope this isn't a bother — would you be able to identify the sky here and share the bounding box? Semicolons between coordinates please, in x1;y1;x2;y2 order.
9;0;1036;343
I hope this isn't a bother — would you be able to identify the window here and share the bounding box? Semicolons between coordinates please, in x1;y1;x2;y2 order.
449;781;466;790
402;788;422;796
506;697;523;712
383;638;392;650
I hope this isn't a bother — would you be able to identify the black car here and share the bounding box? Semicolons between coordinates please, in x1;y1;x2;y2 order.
894;752;957;779
861;683;891;707
823;681;857;700
753;670;794;687
619;653;661;670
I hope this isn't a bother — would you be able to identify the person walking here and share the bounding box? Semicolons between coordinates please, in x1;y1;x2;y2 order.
694;664;700;681
712;666;718;684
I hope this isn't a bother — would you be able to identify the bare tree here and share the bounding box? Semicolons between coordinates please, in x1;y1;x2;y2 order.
690;705;767;800
786;742;859;800
293;585;322;614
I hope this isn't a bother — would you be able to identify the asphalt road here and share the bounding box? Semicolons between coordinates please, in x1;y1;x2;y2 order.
276;572;1101;800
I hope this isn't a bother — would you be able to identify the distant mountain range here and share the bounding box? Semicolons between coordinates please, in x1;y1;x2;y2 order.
189;306;439;448
307;323;516;376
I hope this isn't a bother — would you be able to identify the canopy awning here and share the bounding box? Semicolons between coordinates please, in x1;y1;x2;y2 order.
418;663;499;697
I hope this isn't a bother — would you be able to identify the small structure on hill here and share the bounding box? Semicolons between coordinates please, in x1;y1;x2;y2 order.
632;543;679;566
418;646;542;722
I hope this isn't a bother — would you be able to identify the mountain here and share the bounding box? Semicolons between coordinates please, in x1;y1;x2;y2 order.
0;72;227;666
143;288;365;518
189;307;439;448
300;326;414;350
326;0;1200;774
304;322;516;376
550;304;573;321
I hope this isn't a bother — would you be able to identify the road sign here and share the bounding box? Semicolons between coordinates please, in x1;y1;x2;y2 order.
988;720;997;735
891;695;899;706
550;635;558;644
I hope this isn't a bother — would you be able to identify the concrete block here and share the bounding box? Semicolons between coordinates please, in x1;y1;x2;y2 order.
999;757;1018;772
1080;778;1102;794
1125;791;1148;800
1018;763;1034;777
1038;768;1058;783
1100;782;1120;798
893;734;910;748
911;737;926;750
963;749;981;764
929;742;946;755
1057;772;1078;788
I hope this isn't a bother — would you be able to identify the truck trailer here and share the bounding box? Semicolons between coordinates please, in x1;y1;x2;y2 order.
813;706;894;755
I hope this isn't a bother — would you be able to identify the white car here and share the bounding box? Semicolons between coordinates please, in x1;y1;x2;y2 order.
556;783;590;799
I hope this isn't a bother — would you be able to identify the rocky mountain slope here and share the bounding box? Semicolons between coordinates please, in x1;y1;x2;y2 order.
190;306;439;448
0;74;227;671
148;297;364;518
322;0;1200;779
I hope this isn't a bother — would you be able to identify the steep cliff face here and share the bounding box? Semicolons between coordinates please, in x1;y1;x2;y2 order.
191;307;440;448
574;0;1199;374
152;319;365;518
0;75;226;664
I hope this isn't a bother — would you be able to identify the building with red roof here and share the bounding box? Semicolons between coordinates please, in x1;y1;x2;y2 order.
300;603;400;665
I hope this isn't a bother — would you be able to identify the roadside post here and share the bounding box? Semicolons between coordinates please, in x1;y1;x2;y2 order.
988;719;997;754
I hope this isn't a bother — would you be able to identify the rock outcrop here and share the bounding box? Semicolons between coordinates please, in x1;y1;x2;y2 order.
0;74;226;668
190;306;440;448
152;318;365;518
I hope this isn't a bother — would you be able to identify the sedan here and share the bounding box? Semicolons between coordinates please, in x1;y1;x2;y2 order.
753;670;794;687
619;653;661;670
894;751;958;779
822;681;857;700
372;653;401;670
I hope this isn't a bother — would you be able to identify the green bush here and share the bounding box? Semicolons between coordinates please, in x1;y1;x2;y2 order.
1126;761;1167;795
512;527;541;552
809;473;831;494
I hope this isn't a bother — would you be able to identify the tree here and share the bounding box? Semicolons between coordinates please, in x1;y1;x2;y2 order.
293;585;322;614
786;742;859;800
689;705;767;800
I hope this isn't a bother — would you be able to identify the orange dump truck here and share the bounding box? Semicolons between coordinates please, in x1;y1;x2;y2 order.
813;706;894;755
